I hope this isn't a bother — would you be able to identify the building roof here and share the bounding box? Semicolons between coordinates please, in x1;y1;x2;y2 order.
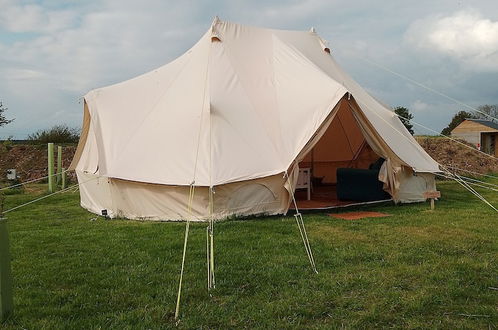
468;119;498;131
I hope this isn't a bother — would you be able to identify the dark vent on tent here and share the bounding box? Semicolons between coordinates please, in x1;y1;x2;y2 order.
211;36;221;42
317;37;330;54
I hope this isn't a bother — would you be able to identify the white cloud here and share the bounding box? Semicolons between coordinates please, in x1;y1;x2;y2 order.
0;0;209;137
405;10;498;71
0;0;76;33
6;68;46;80
1;1;206;92
411;100;429;113
260;0;332;22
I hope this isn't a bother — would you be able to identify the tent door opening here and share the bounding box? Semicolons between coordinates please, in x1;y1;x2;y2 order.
293;98;391;210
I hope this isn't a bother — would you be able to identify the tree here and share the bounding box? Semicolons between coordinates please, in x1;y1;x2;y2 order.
0;101;14;127
393;106;414;135
27;125;80;144
441;110;475;136
473;104;498;121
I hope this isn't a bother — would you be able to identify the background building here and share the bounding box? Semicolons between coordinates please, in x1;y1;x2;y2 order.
451;119;498;156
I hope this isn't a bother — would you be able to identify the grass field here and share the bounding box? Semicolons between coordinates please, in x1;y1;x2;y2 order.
0;179;497;329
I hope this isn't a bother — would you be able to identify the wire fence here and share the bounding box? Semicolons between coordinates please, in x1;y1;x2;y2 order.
0;169;72;191
2;176;96;215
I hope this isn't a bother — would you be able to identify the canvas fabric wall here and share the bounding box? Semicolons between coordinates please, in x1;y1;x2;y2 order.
76;167;434;221
77;170;290;221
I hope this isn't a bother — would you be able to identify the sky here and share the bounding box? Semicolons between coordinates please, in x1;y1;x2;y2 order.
0;0;497;138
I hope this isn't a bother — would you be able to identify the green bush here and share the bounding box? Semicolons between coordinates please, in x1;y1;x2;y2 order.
2;136;14;150
28;125;80;144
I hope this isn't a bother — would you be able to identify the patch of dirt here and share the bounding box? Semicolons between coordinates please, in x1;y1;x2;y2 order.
0;144;77;183
416;137;498;176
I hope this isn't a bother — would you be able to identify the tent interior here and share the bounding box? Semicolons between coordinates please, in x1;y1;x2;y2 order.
294;99;390;210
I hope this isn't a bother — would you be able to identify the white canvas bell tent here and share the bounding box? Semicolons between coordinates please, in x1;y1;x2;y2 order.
70;18;440;221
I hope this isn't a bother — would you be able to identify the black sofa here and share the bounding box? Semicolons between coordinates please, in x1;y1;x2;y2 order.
336;158;391;202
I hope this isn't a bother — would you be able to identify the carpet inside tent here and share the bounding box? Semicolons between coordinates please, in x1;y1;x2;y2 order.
292;185;392;210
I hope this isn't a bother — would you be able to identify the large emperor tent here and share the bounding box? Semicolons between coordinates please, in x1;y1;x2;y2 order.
70;18;440;221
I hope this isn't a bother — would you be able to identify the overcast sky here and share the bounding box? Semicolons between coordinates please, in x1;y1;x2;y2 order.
1;0;497;138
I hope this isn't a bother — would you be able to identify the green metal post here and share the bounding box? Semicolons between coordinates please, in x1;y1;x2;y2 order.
56;146;62;185
0;215;13;321
61;168;66;190
47;143;55;193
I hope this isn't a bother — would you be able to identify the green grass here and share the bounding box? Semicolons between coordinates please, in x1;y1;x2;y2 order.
1;180;497;329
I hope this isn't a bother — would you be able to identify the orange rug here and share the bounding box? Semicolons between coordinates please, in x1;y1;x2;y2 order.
328;211;391;220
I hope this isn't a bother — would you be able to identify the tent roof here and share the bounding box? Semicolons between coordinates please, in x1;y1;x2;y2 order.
81;18;439;186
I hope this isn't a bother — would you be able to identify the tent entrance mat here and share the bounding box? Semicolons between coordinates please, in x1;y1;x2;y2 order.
328;211;391;220
292;185;392;211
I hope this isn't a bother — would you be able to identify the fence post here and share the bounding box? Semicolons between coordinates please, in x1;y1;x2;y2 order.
0;199;13;321
61;168;66;190
423;191;441;211
56;146;62;186
47;143;55;193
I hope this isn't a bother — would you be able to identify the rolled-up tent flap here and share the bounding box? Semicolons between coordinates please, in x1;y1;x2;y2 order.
69;101;91;171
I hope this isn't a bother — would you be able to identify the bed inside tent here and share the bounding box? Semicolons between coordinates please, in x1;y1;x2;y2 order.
293;98;392;210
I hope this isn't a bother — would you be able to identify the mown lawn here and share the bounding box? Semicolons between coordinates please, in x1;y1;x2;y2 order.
0;179;497;329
